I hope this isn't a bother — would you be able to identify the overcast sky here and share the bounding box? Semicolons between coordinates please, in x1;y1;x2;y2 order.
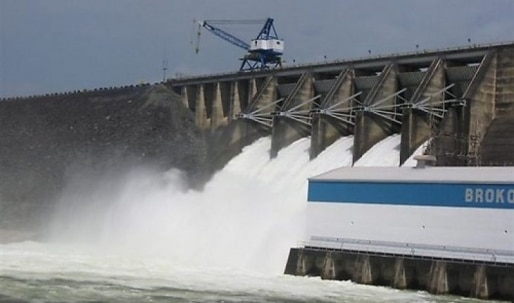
1;0;513;98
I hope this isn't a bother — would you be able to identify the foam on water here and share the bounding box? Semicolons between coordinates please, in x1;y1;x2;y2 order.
1;135;462;302
41;136;356;275
1;241;462;303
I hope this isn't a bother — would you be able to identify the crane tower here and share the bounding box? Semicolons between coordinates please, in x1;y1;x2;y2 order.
195;18;284;71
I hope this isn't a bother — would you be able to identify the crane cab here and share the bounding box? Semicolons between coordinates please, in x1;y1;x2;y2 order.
249;39;284;55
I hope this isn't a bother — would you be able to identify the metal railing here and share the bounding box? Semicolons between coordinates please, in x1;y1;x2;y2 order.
170;40;514;83
300;236;514;265
4;41;513;101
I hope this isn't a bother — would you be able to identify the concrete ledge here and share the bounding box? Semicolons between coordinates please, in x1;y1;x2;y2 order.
284;247;514;301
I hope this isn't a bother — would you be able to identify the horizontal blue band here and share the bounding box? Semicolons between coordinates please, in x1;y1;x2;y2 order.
308;181;514;209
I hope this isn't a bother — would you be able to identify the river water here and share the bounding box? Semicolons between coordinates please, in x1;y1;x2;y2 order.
0;136;487;302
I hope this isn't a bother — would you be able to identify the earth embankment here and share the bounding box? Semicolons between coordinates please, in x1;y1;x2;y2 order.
0;85;207;240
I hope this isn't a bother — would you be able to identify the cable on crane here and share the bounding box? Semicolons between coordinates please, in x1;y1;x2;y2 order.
193;17;284;71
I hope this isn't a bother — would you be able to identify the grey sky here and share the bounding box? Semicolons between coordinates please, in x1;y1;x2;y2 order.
1;0;513;98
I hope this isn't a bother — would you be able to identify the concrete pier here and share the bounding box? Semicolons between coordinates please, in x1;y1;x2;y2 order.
393;258;407;289
285;246;514;301
271;73;314;158
353;63;399;163
427;261;449;294
310;68;355;159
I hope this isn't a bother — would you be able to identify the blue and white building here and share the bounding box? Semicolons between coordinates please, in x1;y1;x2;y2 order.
306;165;514;257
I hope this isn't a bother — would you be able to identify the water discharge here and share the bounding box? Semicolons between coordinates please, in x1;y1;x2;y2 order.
44;136;357;274
1;135;454;303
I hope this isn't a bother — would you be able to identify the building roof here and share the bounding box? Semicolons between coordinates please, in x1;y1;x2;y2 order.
309;166;514;184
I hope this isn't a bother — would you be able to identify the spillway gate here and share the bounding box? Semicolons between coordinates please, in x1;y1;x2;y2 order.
168;41;514;166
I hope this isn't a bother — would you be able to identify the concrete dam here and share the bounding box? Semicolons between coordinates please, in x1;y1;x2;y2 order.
167;41;514;167
1;42;514;300
165;41;514;300
2;41;513;237
2;41;514;174
165;42;514;300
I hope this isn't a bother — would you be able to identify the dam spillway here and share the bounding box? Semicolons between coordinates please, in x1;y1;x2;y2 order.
163;41;514;301
165;41;514;167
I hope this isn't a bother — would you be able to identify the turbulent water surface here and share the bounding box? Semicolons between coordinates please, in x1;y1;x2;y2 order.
0;136;485;302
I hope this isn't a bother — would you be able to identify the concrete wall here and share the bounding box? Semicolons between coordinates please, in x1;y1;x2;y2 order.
203;76;279;172
480;48;514;165
310;69;355;159
400;59;446;164
285;248;514;301
168;42;514;167
271;73;314;158
353;64;399;163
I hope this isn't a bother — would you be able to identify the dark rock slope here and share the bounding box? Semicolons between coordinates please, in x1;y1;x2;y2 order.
0;85;207;238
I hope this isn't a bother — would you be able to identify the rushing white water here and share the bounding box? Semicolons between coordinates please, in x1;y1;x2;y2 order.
403;139;431;166
41;136;355;275
1;135;475;302
2;239;456;303
354;134;402;167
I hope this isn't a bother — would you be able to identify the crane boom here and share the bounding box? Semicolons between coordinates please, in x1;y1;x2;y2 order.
199;20;250;51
